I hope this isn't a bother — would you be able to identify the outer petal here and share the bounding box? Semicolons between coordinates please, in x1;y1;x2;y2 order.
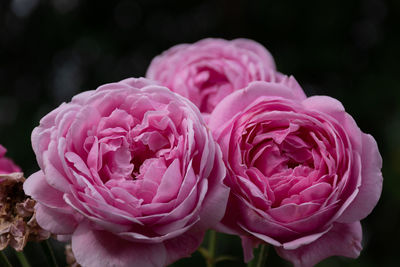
35;203;77;234
72;223;167;267
23;171;67;209
337;134;383;223
164;225;205;264
209;81;302;130
197;144;230;229
276;222;362;267
302;95;346;120
302;95;363;151
231;38;276;69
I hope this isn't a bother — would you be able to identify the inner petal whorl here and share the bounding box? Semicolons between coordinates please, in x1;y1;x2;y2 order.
239;113;340;208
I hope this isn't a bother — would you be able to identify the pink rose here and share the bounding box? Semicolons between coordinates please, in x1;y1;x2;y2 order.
209;81;383;266
0;145;21;174
24;78;229;267
147;38;304;115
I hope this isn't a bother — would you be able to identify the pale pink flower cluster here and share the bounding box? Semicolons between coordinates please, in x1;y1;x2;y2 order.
23;38;382;267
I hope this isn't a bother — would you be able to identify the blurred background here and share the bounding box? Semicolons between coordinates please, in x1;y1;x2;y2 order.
0;0;399;266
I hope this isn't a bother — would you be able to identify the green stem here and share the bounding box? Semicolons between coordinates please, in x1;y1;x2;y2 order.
14;251;31;267
40;240;59;267
255;244;269;267
206;230;217;267
0;251;12;267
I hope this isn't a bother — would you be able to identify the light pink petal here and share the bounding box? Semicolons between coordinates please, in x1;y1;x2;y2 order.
302;95;363;151
269;203;321;223
42;145;70;192
209;81;302;130
197;162;230;229
239;221;282;247
302;95;345;119
31;128;50;171
63;193;138;233
35;203;77;235
140;158;167;185
237;203;295;246
23;171;68;209
164;224;205;265
277;75;307;100
282;203;338;233
175;161;198;203
231;38;276;69
276;222;362;267
119;77;158;89
72;223;167;267
71;90;95;105
152;184;202;234
119;217;199;244
68;105;101;155
152;159;182;203
281;225;332;250
337;134;383;223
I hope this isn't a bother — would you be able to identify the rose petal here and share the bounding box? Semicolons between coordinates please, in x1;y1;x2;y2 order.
337;134;383;223
276;222;362;267
23;171;68;209
35;203;77;234
164;224;205;264
72;222;167;267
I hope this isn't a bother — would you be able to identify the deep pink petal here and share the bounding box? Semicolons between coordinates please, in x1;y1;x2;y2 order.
337;134;383;223
197;144;230;229
72;223;167;267
35;203;78;234
276;222;362;267
164;225;205;264
209;81;302;130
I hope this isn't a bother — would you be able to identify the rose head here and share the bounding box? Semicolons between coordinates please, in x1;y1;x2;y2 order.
209;81;383;266
147;38;304;115
0;145;21;174
24;78;229;267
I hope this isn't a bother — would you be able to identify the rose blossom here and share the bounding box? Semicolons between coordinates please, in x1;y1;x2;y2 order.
0;145;21;174
209;81;383;266
146;38;305;116
24;78;229;267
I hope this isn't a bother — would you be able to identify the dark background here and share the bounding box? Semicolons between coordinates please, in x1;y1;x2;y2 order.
0;0;399;266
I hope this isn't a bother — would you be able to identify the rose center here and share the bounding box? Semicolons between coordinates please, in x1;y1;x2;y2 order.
241;122;326;206
130;146;154;179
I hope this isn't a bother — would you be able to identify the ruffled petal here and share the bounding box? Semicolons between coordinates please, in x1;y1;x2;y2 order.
276;222;362;267
72;222;167;267
35;203;77;234
337;134;383;223
23;171;67;209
